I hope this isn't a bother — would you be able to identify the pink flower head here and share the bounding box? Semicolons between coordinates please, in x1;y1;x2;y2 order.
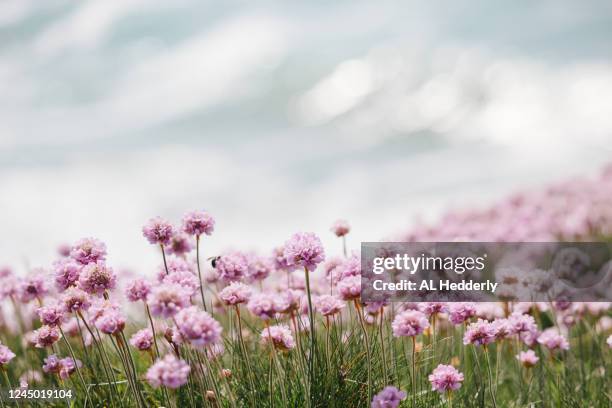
157;257;193;281
283;232;325;271
148;283;191;318
58;357;82;380
337;275;361;301
247;293;280;320
276;289;301;314
272;246;296;272
215;251;249;282
330;219;351;237
146;354;191;389
18;274;48;303
182;210;215;237
78;261;116;296
166;233;194;256
175;306;222;348
142;217;174;246
463;319;496;346
371;386;407;408
507;312;538;335
315;295;345;317
125;278;152;302
517;350;539;367
42;354;61;373
428;364;464;393
60;287;91;313
336;254;361;281
392;310;430;337
490;318;512;340
94;307;126;335
0;344;16;366
448;302;477;325
57;244;71;257
53;258;82;291
261;324;296;351
219;282;252;306
70;237;107;265
246;254;274;282
419;302;447;317
323;256;343;279
33;326;61;348
130;328;154;351
537;328;570;351
37;303;65;327
163;271;200;297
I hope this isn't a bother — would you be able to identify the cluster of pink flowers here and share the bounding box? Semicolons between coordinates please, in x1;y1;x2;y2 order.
260;324;296;351
146;354;191;389
428;364;464;393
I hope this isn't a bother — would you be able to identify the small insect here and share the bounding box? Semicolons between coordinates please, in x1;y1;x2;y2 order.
210;256;221;269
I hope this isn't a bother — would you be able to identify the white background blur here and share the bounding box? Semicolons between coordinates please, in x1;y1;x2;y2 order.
1;0;611;275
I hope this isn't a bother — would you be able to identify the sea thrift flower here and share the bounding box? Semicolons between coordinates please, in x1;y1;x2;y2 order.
448;302;477;325
60;287;91;313
276;289;301;314
330;219;351;237
166;233;194;256
78;261;116;295
70;237;107;265
37;304;65;327
163;271;200;296
95;307;126;335
57;244;71;257
146;354;191;389
147;283;191;318
419;302;447;317
218;282;252;306
142;217;174;245
33;326;61;348
182;210;215;236
260;324;296;351
42;354;61;374
157;257;193;281
53;258;81;291
337;276;361;301
371;386;406;408
58;358;82;380
130;328;154;351
463;319;496;346
283;232;326;271
215;251;249;282
247;293;279;320
125;278;152;302
0;344;16;366
246;254;274;282
428;364;464;393
18;274;48;303
315;295;345;316
537;329;570;351
490;318;512;340
175;306;222;347
507;312;538;335
272;246;295;272
517;350;539;367
392;310;430;337
336;254;361;280
323;256;344;279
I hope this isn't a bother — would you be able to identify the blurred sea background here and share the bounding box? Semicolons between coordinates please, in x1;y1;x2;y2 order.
1;0;611;273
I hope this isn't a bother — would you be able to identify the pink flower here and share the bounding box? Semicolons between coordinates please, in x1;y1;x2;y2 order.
43;354;61;374
392;310;430;337
58;357;82;380
0;344;16;366
18;274;48;303
142;217;175;246
283;232;326;271
260;324;296;351
166;233;194;256
517;350;539;367
53;259;82;291
330;219;351;237
537;329;569;351
428;364;464;393
247;293;281;320
218;282;252;306
418;302;447;317
337;276;361;301
448;302;477;325
371;386;406;408
78;261;116;296
215;251;249;282
507;312;538;335
175;306;222;348
125;278;152;302
272;246;295;272
70;238;107;265
182;210;215;236
94;307;126;335
130;329;154;351
463;319;496;346
37;304;65;327
157;257;193;281
336;254;361;281
315;295;345;317
60;287;91;313
33;326;61;348
146;354;191;389
163;271;200;297
148;283;191;318
246;254;274;282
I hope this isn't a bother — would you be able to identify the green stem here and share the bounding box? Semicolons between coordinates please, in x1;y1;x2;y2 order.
195;235;208;311
58;326;92;407
484;346;498;408
303;267;316;405
355;301;372;404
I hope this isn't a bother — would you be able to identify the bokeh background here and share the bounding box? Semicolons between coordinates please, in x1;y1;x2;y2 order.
1;0;611;273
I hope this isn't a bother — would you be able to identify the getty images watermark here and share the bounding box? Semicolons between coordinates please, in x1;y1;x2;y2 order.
361;242;612;302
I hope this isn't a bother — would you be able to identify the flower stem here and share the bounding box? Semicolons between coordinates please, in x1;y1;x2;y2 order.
58;326;92;407
195;235;208;311
355;300;372;404
144;304;161;358
484;346;498;408
303;267;316;404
